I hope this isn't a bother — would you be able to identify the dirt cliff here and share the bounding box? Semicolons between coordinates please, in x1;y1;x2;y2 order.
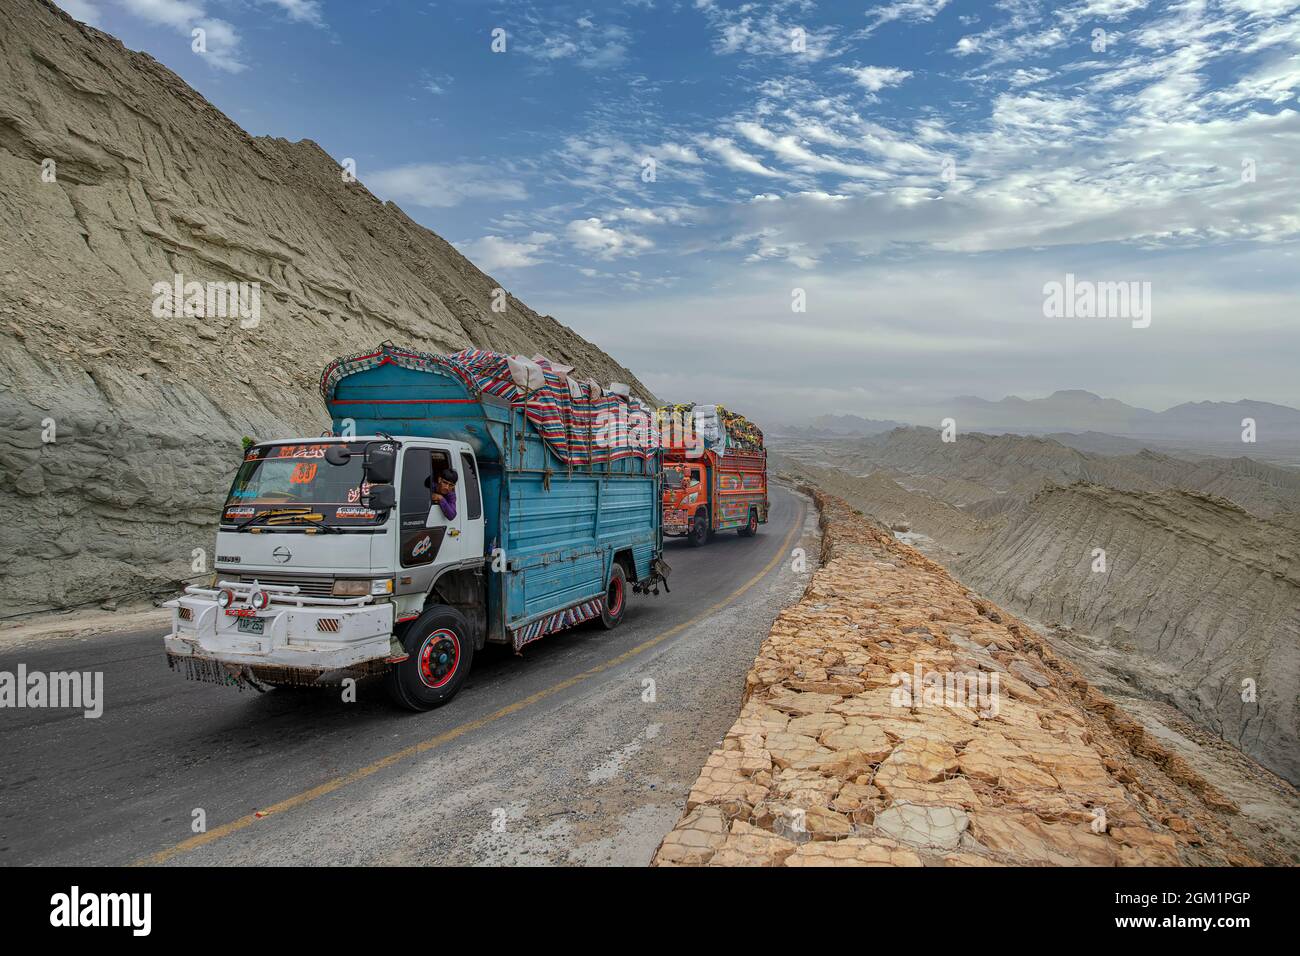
0;0;652;616
956;482;1300;785
654;492;1288;866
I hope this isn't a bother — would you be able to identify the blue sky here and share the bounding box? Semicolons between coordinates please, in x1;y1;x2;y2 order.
55;0;1300;422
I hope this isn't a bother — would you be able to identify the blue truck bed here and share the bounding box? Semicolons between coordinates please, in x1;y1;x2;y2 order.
322;345;663;650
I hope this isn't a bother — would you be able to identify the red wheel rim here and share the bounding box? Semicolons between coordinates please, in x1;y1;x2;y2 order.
749;513;758;532
607;574;625;617
418;628;460;689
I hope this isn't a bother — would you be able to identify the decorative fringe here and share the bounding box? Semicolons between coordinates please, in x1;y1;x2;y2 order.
167;654;252;690
166;653;385;689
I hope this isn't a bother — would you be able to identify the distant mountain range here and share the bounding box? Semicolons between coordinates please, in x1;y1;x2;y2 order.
799;391;1300;452
947;390;1300;444
804;413;908;436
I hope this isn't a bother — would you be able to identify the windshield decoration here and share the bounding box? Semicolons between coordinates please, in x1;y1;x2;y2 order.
224;441;384;527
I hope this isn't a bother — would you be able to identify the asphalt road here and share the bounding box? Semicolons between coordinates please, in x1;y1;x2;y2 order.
0;484;816;866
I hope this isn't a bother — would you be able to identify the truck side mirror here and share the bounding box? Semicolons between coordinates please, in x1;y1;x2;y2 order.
364;442;396;484
324;445;352;467
366;484;396;511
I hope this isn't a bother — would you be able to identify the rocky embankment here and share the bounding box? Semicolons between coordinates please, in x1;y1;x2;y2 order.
0;0;651;616
653;491;1277;866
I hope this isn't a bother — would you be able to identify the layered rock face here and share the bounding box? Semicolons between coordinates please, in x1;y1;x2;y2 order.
654;492;1266;866
0;0;650;615
957;483;1300;784
774;427;1300;785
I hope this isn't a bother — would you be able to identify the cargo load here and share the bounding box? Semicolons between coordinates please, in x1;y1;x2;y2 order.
656;402;764;453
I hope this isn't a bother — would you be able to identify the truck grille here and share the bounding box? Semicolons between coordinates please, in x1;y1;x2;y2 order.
234;572;335;599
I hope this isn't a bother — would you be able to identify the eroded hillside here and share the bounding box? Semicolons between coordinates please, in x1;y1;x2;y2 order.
773;429;1300;786
958;483;1300;784
0;0;651;615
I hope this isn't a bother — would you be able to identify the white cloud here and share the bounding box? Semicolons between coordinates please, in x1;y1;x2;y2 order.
612;206;693;225
368;163;528;208
53;0;102;24
699;1;843;62
840;65;913;92
860;0;952;37
1210;54;1300;105
93;0;325;73
420;71;453;95
735;121;890;179
566;218;654;258
261;0;325;27
702;136;786;178
520;19;630;70
120;0;203;30
113;1;242;73
455;233;555;271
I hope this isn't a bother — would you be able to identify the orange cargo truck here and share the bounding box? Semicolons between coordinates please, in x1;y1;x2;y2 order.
661;445;768;547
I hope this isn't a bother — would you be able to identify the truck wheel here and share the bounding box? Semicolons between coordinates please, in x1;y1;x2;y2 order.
385;605;474;711
600;564;628;629
738;509;759;537
687;511;709;547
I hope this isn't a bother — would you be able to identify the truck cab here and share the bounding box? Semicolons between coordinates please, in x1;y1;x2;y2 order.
167;435;489;704
662;460;708;544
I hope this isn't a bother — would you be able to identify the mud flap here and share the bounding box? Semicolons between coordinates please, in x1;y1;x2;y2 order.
635;557;672;595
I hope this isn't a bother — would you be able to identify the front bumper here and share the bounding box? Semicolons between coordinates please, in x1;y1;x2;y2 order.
164;582;396;680
664;508;690;536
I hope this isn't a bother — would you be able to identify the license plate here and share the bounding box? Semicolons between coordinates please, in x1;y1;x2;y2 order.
236;617;265;635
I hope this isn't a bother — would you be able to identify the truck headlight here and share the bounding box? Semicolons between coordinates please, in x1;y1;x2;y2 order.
370;578;394;595
332;579;369;597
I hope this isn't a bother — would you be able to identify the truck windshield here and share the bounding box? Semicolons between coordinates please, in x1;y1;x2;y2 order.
222;442;384;528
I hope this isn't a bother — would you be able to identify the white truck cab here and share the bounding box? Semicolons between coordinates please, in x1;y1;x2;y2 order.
165;435;487;704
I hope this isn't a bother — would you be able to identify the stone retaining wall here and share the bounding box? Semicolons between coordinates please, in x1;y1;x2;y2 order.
652;491;1257;866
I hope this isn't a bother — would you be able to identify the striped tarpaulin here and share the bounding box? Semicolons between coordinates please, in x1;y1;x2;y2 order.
320;344;658;465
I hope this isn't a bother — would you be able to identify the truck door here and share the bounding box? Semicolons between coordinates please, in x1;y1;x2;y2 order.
456;451;486;561
398;447;445;594
422;448;484;569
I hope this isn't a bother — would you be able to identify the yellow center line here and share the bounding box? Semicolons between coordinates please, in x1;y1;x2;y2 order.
136;498;806;866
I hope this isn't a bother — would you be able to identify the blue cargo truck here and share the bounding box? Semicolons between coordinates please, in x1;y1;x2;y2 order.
165;344;669;709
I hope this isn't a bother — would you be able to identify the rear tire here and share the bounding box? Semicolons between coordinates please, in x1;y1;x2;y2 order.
738;509;759;537
687;511;709;547
385;605;474;711
600;563;628;630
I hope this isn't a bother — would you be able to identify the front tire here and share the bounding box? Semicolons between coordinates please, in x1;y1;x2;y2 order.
687;510;709;547
385;605;474;711
600;563;628;630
